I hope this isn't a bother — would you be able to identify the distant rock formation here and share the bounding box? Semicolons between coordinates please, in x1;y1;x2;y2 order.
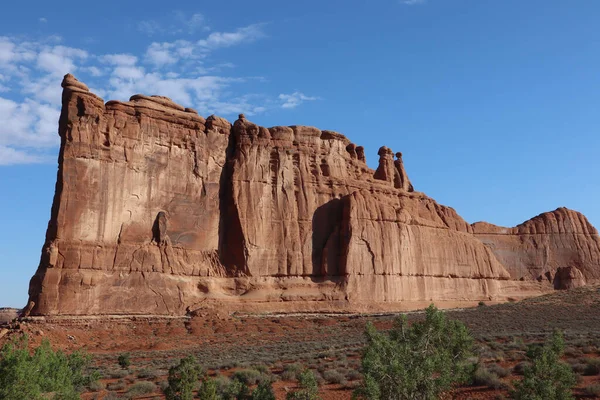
0;308;20;325
25;74;600;316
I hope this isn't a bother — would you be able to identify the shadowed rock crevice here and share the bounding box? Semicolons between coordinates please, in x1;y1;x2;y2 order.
311;198;344;276
218;117;249;276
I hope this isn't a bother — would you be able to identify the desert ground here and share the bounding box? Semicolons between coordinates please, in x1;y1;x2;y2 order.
2;287;600;399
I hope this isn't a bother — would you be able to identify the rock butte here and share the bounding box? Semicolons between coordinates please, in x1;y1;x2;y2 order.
25;74;600;317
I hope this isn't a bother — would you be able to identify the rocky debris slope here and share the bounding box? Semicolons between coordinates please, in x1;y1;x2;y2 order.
26;75;600;316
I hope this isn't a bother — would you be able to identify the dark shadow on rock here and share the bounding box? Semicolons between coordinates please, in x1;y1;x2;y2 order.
217;128;249;276
311;198;343;277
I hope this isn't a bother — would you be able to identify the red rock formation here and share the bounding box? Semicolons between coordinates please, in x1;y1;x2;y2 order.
26;75;600;316
473;208;600;285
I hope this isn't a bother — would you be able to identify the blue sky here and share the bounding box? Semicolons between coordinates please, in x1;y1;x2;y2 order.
0;0;599;307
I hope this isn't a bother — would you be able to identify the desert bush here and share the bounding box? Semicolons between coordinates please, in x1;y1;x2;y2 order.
163;355;203;400
346;369;362;381
571;362;588;374
471;365;507;390
322;369;346;384
282;363;304;381
106;380;126;391
213;374;232;395
108;368;130;379
252;381;276;400
197;377;219;400
0;335;99;400
512;361;530;375
353;305;474;400
564;346;583;358
487;363;509;378
286;369;320;400
232;368;262;385
118;353;131;369
585;384;600;396
223;378;250;400
88;380;106;392
137;367;161;379
254;364;270;374
127;381;157;396
511;330;577;400
583;357;600;375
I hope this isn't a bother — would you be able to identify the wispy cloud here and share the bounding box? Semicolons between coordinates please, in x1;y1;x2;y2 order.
278;92;319;109
400;0;426;5
197;24;265;49
144;24;266;67
0;20;317;165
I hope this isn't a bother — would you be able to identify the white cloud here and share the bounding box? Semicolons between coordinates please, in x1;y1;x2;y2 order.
112;66;145;80
0;97;59;149
0;20;317;165
198;24;265;50
100;54;138;66
278;92;318;109
39;17;47;23
36;45;87;76
401;0;426;4
86;66;103;77
145;41;189;67
0;146;47;165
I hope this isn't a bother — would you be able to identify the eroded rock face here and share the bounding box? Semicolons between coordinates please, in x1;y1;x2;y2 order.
472;208;600;286
26;75;600;316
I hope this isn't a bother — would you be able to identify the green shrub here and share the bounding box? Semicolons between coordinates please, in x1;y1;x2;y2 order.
164;355;203;400
0;335;99;400
252;381;276;400
511;330;577;400
286;369;320;400
282;363;303;381
223;378;250;400
118;353;131;369
197;377;219;400
213;374;232;396
353;305;474;400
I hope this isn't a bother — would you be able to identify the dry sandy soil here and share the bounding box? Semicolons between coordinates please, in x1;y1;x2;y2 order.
2;287;600;399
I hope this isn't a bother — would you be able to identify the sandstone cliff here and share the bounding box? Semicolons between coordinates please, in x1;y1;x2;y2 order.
26;75;600;316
